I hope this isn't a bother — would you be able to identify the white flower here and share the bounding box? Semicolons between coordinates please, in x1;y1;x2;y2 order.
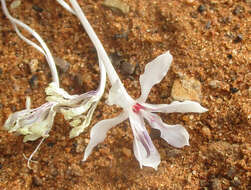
45;53;106;138
1;0;59;143
1;0;107;168
4;97;57;142
2;0;106;140
1;0;62;168
45;66;106;139
57;0;208;170
84;52;208;169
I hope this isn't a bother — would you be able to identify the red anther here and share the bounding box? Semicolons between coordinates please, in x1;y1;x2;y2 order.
132;103;144;113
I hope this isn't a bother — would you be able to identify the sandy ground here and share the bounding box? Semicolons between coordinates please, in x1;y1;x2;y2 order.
0;0;250;189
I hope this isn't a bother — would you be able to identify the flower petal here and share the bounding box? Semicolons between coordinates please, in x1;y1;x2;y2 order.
142;111;189;148
69;102;98;138
142;100;208;113
138;51;173;102
4;102;57;142
129;112;160;170
46;81;104;138
60;99;93;120
23;107;56;142
45;82;80;103
83;111;128;161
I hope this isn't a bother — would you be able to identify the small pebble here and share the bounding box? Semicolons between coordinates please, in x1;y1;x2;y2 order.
114;31;128;40
232;176;241;186
221;16;231;24
109;52;123;68
208;80;230;91
230;87;239;93
32;175;43;186
233;34;243;43
47;142;55;147
211;178;222;190
208;80;220;89
32;5;43;12
233;5;244;15
122;147;132;158
171;76;202;102
103;0;130;14
205;21;211;29
10;0;21;9
51;167;58;177
190;11;198;18
120;61;135;75
70;164;84;177
54;57;70;73
197;5;206;13
29;75;38;88
166;149;181;158
201;126;211;138
227;54;233;59
233;24;240;31
75;137;84;153
185;0;195;5
28;59;39;74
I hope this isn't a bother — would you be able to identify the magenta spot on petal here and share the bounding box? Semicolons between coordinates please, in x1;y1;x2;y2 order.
132;103;144;113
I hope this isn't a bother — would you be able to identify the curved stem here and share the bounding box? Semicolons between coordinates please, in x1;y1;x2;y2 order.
56;0;76;15
69;0;118;85
96;52;106;98
69;0;133;103
56;0;106;100
24;136;46;169
1;0;60;87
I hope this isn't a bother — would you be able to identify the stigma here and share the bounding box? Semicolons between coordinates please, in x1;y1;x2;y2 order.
132;103;144;113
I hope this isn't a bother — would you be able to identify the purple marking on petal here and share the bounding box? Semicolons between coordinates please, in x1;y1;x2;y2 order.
138;132;150;157
7;102;54;127
129;111;161;169
81;90;97;97
22;102;54;125
143;131;154;150
70;90;96;104
138;130;155;157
